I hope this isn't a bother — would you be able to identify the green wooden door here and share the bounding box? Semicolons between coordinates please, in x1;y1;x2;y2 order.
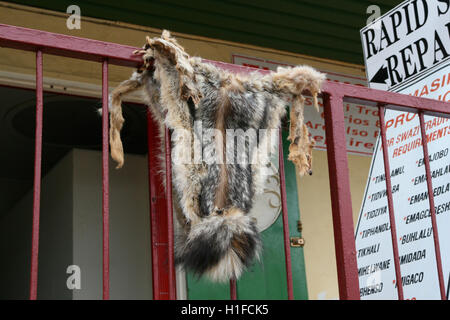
186;129;308;300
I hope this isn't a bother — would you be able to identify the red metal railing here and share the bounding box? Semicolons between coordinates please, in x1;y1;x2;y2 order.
278;128;294;299
378;105;404;300
29;49;43;300
1;23;449;300
147;111;171;299
321;82;449;300
101;59;110;300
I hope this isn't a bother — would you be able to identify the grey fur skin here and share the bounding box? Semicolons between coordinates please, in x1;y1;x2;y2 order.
109;31;325;282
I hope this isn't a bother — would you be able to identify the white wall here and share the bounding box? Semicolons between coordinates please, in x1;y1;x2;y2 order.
72;149;152;300
0;149;153;299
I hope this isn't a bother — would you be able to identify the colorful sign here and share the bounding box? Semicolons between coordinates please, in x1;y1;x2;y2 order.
356;0;450;300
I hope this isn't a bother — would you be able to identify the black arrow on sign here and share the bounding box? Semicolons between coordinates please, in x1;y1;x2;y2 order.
370;64;389;84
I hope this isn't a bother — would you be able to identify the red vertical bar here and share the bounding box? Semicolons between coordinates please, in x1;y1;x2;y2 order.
164;127;177;300
418;112;446;300
147;110;171;300
378;105;404;300
101;59;110;300
230;279;237;300
322;93;359;300
29;50;43;300
278;128;294;300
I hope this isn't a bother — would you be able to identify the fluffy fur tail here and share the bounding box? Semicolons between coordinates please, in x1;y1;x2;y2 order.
175;209;262;282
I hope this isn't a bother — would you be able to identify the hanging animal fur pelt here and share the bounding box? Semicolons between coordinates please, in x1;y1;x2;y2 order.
108;31;325;282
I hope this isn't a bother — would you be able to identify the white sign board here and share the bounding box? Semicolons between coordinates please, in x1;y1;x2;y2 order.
362;0;450;92
356;0;450;300
232;54;377;156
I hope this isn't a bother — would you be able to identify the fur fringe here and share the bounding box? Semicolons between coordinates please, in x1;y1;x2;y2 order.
175;209;261;282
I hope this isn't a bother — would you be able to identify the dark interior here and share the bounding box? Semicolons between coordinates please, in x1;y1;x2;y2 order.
0;85;148;215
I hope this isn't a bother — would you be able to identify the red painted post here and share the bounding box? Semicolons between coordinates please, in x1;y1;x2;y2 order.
0;23;142;68
278;128;294;300
29;49;43;300
164;127;177;300
101;59;110;300
378;105;404;300
147;110;172;300
418;112;446;300
322;81;450;116
230;279;237;300
322;93;360;300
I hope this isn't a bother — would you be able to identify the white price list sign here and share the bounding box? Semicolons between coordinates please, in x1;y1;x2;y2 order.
356;0;450;299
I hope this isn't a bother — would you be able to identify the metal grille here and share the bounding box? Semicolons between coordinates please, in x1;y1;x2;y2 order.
0;23;448;300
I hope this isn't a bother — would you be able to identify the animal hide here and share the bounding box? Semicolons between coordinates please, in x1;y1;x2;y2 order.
108;31;325;282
